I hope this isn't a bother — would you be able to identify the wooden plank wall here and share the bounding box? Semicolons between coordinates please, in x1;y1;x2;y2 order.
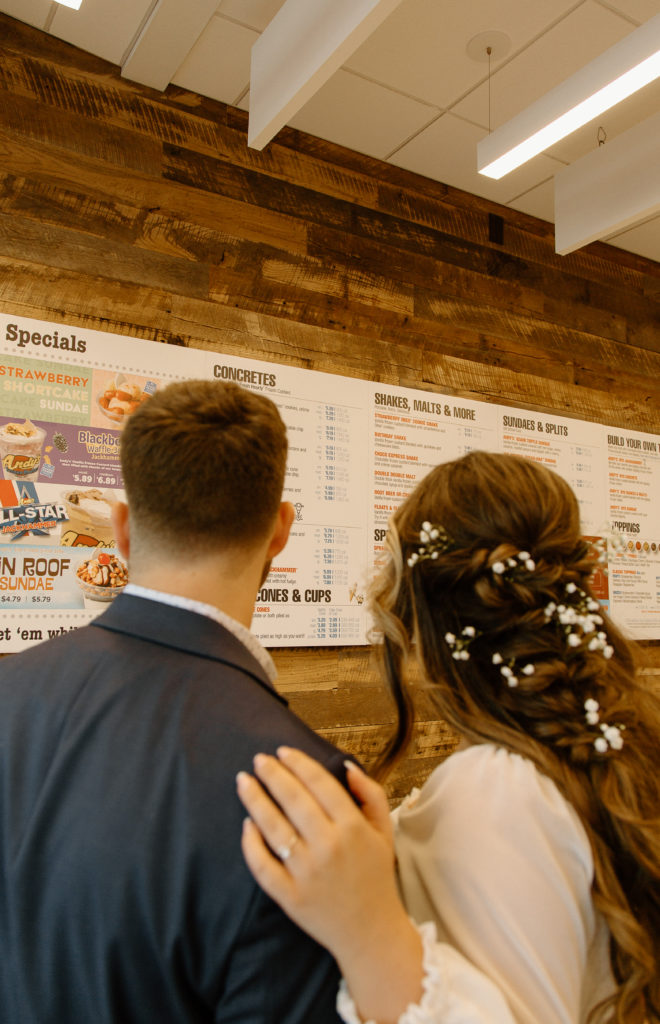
0;14;658;801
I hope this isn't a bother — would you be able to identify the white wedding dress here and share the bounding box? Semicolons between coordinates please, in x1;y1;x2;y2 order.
337;744;615;1024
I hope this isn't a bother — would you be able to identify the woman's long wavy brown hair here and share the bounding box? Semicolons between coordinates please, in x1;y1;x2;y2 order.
369;451;660;1024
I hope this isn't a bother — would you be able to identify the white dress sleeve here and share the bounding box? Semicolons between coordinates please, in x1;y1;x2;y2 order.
387;744;612;1024
336;919;518;1024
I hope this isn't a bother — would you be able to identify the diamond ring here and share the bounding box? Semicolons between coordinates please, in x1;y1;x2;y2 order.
277;834;299;862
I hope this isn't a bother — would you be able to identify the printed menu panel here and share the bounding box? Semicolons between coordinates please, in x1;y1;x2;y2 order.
240;362;370;646
498;410;607;534
2;313;659;652
606;428;660;639
369;384;499;564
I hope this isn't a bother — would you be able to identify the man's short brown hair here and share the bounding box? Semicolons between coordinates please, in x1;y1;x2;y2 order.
120;379;288;553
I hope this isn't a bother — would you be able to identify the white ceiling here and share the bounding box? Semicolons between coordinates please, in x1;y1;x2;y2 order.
3;0;660;262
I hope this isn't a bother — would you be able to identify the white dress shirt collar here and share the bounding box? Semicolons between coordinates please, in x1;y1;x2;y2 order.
122;583;277;683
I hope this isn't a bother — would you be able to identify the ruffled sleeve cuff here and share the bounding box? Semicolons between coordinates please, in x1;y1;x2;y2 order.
336;920;515;1024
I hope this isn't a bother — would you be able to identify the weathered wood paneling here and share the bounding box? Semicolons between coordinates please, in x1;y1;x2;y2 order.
0;14;658;802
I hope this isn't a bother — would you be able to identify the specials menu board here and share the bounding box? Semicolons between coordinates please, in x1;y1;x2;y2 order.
1;314;658;652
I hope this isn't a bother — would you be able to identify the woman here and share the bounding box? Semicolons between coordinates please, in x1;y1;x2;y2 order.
237;451;660;1024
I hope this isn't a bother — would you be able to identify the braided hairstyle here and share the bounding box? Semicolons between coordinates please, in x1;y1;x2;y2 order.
368;450;660;1024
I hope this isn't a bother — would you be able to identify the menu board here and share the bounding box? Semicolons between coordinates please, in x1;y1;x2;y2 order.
1;314;658;651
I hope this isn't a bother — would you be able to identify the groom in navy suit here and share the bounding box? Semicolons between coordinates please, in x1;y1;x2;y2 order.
0;380;346;1022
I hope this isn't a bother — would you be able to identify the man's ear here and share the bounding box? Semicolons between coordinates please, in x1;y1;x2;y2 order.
111;501;131;560
265;501;295;560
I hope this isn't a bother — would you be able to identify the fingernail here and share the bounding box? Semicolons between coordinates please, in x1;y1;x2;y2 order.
276;746;293;758
253;753;268;770
236;771;249;789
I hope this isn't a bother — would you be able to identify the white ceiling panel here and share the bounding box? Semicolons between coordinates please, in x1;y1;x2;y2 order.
507;178;555;223
49;0;155;67
172;14;257;106
601;0;660;23
453;2;637;129
344;0;580;109
216;0;286;32
0;0;50;28
289;69;438;160
389;111;565;206
606;214;660;260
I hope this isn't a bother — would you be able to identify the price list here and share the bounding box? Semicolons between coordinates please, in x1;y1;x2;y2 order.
368;384;499;564
499;412;605;534
246;371;370;645
606;428;660;639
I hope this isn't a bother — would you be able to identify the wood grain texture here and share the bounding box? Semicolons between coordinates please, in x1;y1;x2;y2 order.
0;13;658;798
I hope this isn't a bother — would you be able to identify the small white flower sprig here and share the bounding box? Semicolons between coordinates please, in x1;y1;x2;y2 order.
444;627;536;687
491;550;536;576
544;583;614;659
407;522;455;568
584;698;625;753
444;625;478;660
492;652;536;689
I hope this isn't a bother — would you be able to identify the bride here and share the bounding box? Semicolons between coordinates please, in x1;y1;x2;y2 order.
237;451;660;1024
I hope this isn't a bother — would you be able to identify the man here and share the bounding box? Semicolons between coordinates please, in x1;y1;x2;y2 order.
0;380;346;1023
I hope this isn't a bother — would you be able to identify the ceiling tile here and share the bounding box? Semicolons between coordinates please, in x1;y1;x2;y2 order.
172;14;257;105
216;0;287;32
606;214;660;261
289;70;439;160
343;0;579;108
507;178;555;223
0;0;51;29
389;112;564;205
453;0;638;128
49;0;155;66
598;0;660;23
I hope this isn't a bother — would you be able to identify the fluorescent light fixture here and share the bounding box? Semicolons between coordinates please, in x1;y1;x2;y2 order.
54;0;84;8
478;13;660;179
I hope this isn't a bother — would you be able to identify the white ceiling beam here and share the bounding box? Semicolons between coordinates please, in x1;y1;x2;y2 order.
554;110;660;255
248;0;406;150
121;0;219;92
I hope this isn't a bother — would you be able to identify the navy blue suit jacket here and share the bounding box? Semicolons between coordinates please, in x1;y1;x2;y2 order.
0;594;346;1023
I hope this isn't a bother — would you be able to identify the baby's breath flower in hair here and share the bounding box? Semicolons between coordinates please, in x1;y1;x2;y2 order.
490;550;536;581
407;522;454;567
444;626;479;660
490;652;535;689
584;698;625;754
545;583;614;659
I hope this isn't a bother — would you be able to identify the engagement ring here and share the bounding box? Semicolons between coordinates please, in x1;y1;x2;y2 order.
277;834;299;862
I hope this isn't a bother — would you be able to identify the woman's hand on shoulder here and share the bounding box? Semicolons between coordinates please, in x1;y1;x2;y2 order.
236;748;424;1023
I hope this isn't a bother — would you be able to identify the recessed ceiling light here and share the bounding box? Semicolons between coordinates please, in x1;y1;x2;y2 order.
54;0;84;9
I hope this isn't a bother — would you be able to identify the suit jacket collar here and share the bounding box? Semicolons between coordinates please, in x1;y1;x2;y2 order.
90;593;287;706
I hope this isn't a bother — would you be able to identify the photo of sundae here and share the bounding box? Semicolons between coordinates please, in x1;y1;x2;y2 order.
97;373;151;424
0;419;46;481
61;488;116;547
76;552;129;603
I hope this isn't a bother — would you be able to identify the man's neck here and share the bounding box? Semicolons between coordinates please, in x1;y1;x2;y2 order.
128;555;262;630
